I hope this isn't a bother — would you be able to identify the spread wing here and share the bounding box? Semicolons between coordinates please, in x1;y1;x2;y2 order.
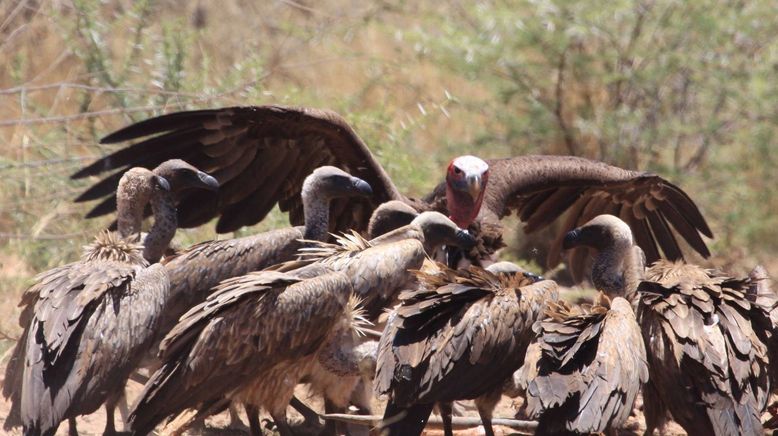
465;155;711;273
522;297;648;433
129;270;351;435
637;263;770;435
73;105;404;233
375;265;558;404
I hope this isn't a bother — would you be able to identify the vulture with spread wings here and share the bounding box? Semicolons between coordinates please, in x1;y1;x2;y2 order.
73;105;713;274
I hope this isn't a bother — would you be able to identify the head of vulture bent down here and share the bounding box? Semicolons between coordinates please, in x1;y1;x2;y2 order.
443;155;489;267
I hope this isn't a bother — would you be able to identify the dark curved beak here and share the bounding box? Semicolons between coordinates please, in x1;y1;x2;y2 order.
522;271;545;283
351;178;373;197
562;228;581;249
455;229;477;250
197;171;220;191
155;175;171;192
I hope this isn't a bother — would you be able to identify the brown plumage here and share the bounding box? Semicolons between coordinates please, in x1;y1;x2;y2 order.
152;165;372;354
375;263;559;436
73;105;713;276
129;212;473;436
519;294;648;434
19;169;170;436
2;161;217;433
564;214;775;436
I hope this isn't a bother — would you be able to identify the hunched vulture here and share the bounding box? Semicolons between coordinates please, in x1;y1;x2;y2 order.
564;214;776;436
15;162;217;436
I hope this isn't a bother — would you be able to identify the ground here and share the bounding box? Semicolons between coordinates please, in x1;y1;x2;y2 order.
0;362;692;436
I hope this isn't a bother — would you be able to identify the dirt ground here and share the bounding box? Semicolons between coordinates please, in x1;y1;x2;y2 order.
0;362;695;436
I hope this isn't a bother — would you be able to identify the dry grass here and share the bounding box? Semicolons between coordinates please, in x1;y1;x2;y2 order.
0;0;775;367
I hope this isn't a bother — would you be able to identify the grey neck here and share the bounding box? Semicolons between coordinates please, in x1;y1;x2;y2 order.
117;194;148;240
302;190;331;242
142;189;177;263
591;240;638;299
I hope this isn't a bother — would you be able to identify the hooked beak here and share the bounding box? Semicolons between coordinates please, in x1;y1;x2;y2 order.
466;174;482;200
197;172;220;191
351;178;373;197
455;229;477;250
562;228;581;249
155;175;171;192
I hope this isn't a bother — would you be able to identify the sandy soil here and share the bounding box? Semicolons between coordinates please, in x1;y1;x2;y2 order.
0;361;694;436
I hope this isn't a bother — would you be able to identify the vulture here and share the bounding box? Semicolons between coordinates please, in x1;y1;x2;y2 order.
149;165;372;352
2;160;218;433
128;211;475;436
563;214;776;436
374;262;559;436
16;162;218;436
72;105;714;276
518;293;648;434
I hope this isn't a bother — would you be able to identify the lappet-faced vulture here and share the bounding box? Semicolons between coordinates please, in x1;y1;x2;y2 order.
564;214;777;436
72;105;713;276
15;162;217;436
374;262;558;436
128;212;474;436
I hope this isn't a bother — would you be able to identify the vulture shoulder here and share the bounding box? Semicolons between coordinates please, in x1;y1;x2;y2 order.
423;155;712;275
130;270;352;435
73;105;403;233
375;264;558;405
637;261;771;436
521;295;647;433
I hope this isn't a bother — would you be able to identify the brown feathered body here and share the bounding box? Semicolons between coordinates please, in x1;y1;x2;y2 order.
520;295;648;433
20;231;169;436
638;260;774;436
159;226;304;335
375;263;559;436
129;237;429;435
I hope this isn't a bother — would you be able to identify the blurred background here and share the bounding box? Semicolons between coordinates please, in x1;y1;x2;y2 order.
0;0;776;344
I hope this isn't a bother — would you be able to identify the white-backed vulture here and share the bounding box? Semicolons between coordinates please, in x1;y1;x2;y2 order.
563;214;776;436
17;162;218;436
2;160;217;433
518;293;648;434
128;211;475;436
374;262;559;436
73;105;713;275
152;165;372;348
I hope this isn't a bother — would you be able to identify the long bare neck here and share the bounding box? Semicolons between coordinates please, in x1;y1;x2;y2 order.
143;189;177;263
592;239;640;299
302;189;331;241
116;187;151;239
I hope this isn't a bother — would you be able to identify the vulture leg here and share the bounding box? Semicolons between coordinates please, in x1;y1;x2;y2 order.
227;403;249;431
380;401;434;436
290;395;322;427
103;391;120;436
475;389;502;436
117;390;130;431
68;417;78;436
320;398;345;436
269;408;295;436
438;402;454;436
245;403;263;436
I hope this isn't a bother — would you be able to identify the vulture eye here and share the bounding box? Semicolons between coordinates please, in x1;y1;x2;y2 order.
453;167;462;175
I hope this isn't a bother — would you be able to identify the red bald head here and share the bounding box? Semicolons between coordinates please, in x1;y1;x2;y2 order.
445;155;489;228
